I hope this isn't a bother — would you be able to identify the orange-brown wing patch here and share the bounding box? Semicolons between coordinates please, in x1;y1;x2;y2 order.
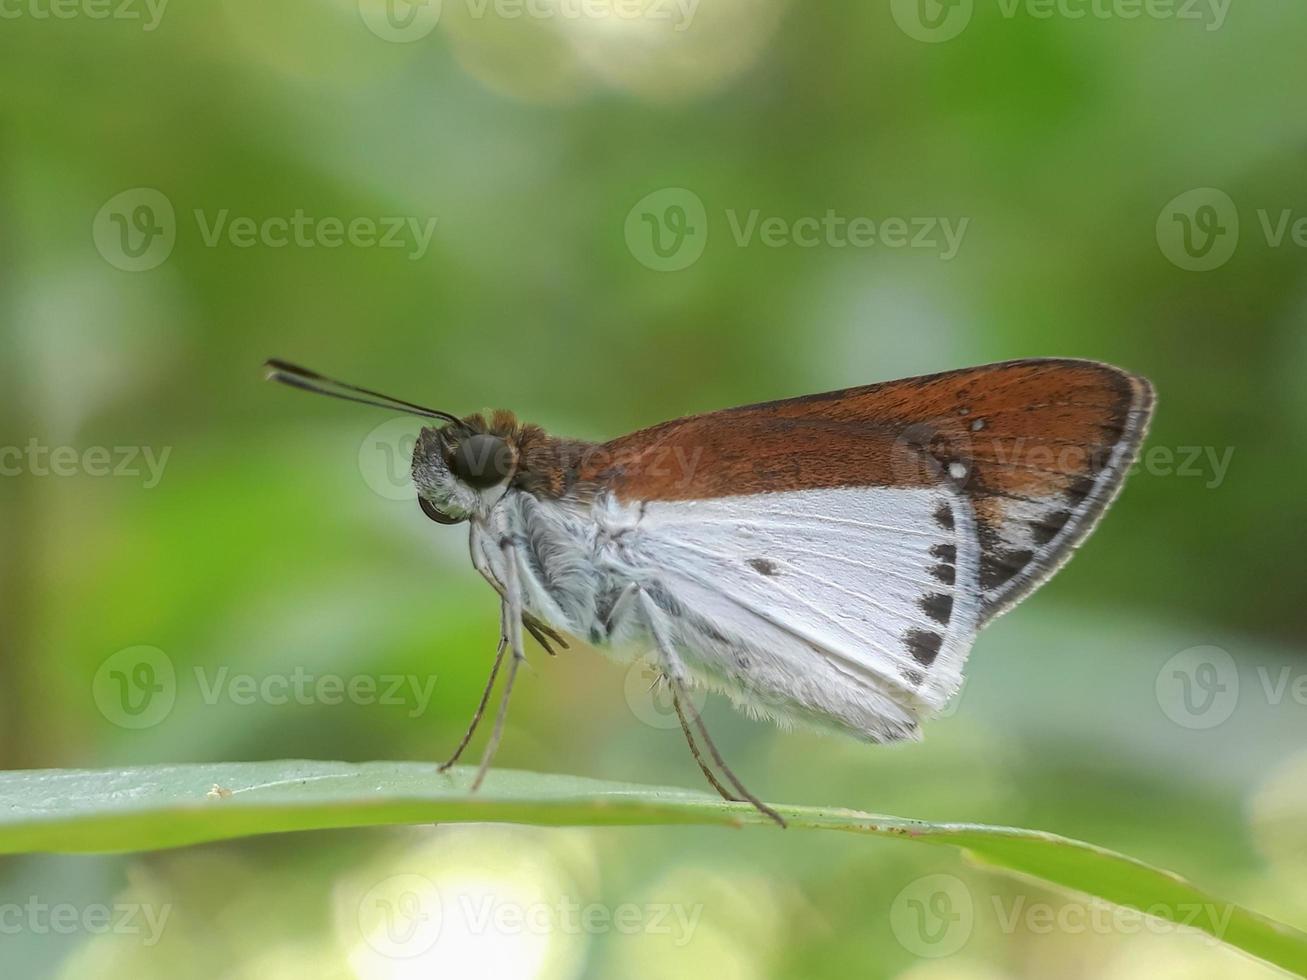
579;358;1155;622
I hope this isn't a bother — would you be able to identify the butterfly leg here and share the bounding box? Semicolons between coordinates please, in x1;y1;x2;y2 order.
636;589;786;829
669;685;742;804
608;584;737;799
523;613;568;656
439;604;509;773
470;538;527;793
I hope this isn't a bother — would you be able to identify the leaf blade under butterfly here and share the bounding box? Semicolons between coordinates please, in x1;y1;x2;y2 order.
0;760;1301;976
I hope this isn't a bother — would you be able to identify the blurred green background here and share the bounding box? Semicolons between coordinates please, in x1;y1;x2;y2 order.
2;0;1306;977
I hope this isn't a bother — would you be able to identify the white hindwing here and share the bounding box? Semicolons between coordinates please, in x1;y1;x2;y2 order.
603;485;983;743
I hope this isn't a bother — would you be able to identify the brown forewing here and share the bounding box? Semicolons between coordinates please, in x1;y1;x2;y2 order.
579;359;1150;501
574;358;1155;620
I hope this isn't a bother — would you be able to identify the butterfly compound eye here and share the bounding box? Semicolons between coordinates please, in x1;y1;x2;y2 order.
449;433;513;489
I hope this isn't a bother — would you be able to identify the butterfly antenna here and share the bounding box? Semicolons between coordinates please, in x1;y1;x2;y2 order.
263;359;460;424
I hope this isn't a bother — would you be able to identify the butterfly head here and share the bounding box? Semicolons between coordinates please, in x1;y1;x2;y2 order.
411;420;519;525
263;359;522;527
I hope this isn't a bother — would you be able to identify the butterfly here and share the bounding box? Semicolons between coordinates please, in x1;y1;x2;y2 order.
266;357;1155;826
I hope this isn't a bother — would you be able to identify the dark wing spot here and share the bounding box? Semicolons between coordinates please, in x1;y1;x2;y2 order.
931;544;956;563
920;593;954;626
906;629;943;666
1030;509;1072;547
981;549;1034;590
930;562;956;585
933;503;954;530
1065;475;1096;506
747;558;779;576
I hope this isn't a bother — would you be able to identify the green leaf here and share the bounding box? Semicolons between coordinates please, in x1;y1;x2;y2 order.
2;761;1303;975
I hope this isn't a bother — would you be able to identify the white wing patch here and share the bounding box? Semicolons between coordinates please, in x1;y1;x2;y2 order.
603;486;982;743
